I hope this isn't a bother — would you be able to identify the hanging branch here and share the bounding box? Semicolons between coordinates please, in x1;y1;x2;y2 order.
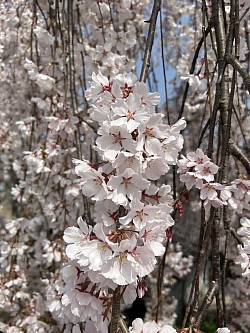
140;0;161;83
208;0;228;327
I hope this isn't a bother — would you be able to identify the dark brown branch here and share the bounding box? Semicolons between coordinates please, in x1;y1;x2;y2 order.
194;281;219;328
227;54;250;94
140;0;161;83
155;239;170;322
182;205;208;328
229;139;250;174
230;227;244;246
160;7;170;124
110;286;121;333
240;5;250;22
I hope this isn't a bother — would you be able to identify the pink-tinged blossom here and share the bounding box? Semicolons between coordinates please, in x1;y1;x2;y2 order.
111;93;150;132
137;114;163;155
143;184;174;206
119;199;160;229
139;225;166;256
113;151;143;174
177;155;190;175
73;159;110;201
96;124;136;161
79;238;112;272
179;172;203;190
114;72;138;97
90;104;113;123
200;182;224;201
63;217;92;261
143;156;170;180
220;185;233;202
161;135;179;165
159;119;186;165
101;244;156;285
195;160;219;182
203;197;225;211
85;72;111;101
200;183;227;211
186;148;210;167
45;140;61;158
108;168;150;206
94;200;119;227
133;82;161;108
23;150;50;173
158;185;174;204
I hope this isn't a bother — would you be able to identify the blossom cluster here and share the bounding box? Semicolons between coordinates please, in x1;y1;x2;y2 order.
177;149;250;212
60;72;186;331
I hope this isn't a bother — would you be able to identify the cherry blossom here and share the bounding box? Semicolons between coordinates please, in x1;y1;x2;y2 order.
129;318;177;333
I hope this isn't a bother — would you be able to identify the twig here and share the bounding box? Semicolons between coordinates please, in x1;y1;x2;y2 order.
230;227;244;246
118;317;129;333
155;239;170;322
229;139;250;174
240;5;250;22
226;54;250;94
159;7;170;124
194;281;219;328
140;0;161;83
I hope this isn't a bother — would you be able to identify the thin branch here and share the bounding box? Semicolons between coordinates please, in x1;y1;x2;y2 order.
194;281;219;328
226;54;250;94
182;205;208;328
118;317;129;333
230;227;244;246
160;7;170;124
240;5;250;22
155;239;170;322
140;0;161;83
229;139;250;174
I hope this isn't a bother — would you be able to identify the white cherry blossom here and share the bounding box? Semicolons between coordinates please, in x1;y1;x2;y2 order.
107;168;150;206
